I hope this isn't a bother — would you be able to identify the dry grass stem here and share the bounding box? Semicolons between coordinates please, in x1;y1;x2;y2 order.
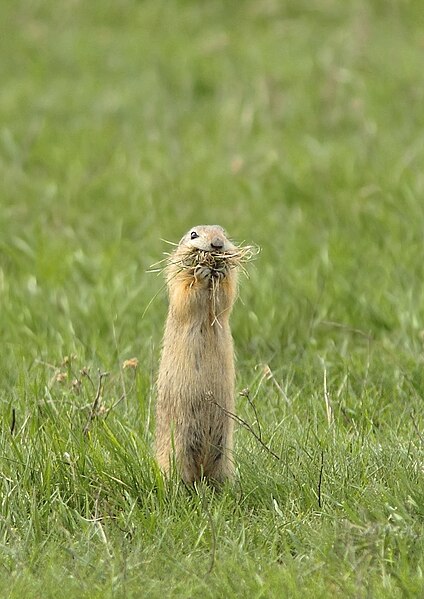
83;370;110;436
148;244;260;276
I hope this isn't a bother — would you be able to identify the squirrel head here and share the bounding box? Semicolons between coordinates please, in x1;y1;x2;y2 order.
179;225;236;253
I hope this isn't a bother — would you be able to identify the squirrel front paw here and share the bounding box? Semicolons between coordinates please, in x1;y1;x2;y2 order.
194;265;212;284
212;269;225;281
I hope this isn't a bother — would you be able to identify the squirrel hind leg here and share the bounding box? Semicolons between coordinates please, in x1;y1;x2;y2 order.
204;453;234;486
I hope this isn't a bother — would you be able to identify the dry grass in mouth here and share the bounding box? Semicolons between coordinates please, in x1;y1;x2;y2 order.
181;245;260;276
181;245;260;326
147;244;259;325
148;244;260;278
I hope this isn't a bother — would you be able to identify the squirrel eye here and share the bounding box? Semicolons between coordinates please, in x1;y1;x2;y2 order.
190;231;199;239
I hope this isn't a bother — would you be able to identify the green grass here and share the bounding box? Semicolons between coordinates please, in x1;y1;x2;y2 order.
1;0;424;596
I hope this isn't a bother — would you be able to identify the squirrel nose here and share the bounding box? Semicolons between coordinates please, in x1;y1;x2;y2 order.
211;237;224;250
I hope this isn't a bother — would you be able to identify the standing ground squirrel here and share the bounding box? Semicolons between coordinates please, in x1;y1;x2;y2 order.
155;225;254;484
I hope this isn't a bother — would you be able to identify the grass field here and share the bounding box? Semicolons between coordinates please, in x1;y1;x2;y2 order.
1;0;424;596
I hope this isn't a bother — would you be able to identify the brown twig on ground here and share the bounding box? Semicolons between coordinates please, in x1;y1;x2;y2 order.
80;366;96;390
10;408;16;435
239;388;263;444
317;450;324;508
208;399;280;460
104;368;138;421
83;370;110;436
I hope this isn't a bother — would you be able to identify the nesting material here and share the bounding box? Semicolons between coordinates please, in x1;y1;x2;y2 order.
148;244;260;278
178;244;260;277
176;245;260;326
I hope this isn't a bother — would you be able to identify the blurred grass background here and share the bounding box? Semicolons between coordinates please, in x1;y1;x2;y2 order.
1;0;424;597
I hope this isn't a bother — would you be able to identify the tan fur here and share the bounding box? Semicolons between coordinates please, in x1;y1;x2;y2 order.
155;225;238;484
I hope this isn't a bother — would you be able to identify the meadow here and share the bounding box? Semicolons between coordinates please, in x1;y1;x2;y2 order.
1;0;424;596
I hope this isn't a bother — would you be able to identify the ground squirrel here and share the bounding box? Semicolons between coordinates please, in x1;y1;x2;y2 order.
155;225;247;484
